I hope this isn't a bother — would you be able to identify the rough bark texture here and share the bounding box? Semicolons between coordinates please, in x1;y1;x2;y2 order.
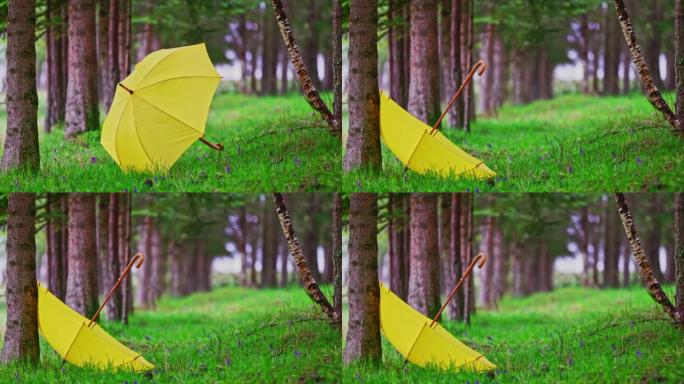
47;193;68;300
261;199;278;288
408;0;440;128
675;193;684;322
389;0;407;108
603;5;621;95
1;194;40;364
343;193;381;364
271;0;335;130
613;193;677;322
105;0;119;110
66;193;99;318
603;199;621;288
261;4;279;95
676;0;684;130
2;0;40;171
106;193;121;321
332;0;343;135
65;0;100;137
343;0;381;172
613;0;678;130
46;0;67;132
272;193;335;322
408;193;441;319
332;193;343;326
448;0;463;128
389;194;407;300
448;193;463;320
97;0;109;104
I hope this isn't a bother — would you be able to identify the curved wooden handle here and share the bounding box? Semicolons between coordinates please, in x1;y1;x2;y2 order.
430;252;487;326
431;60;487;134
88;253;145;326
199;136;224;152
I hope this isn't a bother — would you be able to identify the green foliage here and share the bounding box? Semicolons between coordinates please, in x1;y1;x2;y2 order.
0;92;341;192
343;285;684;383
0;285;341;383
343;92;684;192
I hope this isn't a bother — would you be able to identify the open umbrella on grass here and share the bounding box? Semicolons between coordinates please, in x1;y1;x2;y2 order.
101;43;223;173
37;253;154;372
379;253;495;372
379;61;496;179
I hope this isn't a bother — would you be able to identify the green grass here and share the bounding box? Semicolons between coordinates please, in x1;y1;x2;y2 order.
0;91;341;192
342;285;684;383
343;92;684;192
0;285;341;383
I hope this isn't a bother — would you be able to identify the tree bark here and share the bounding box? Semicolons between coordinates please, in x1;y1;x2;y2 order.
448;193;463;320
271;0;336;131
97;0;109;105
65;0;100;137
389;0;407;108
261;198;278;287
272;193;335;322
408;0;440;128
675;193;684;323
66;194;99;318
261;4;278;95
1;194;40;364
408;193;441;319
645;0;664;90
46;0;67;132
105;193;121;321
676;0;684;130
47;193;68;300
389;193;407;300
332;192;343;327
613;193;677;322
603;4;620;95
332;0;343;134
1;0;39;171
613;0;678;130
603;198;620;288
448;0;463;128
343;193;381;364
343;0;381;172
646;194;664;281
580;206;591;286
105;0;119;110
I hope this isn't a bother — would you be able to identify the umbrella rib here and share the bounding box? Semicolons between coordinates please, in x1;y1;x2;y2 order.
135;75;221;93
112;98;131;165
135;48;179;87
135;95;205;135
62;322;87;364
128;99;156;166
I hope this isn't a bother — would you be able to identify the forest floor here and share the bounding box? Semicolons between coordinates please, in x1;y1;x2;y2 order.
0;284;340;383
0;92;340;192
342;92;684;192
342;284;684;383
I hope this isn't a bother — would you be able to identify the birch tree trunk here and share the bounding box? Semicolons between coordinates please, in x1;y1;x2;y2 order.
613;193;678;322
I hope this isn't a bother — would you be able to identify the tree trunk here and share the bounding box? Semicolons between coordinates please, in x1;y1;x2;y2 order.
613;193;677;322
580;14;590;94
106;193;121;321
271;0;336;130
645;0;664;90
389;0;407;108
66;194;99;318
238;207;249;286
261;199;278;288
304;0;321;90
613;0;678;130
676;0;684;130
622;239;632;286
343;0;381;172
389;194;407;300
604;4;620;95
137;215;154;308
439;194;451;294
408;193;441;319
408;0;440;128
1;194;39;364
1;0;40;171
580;206;590;286
439;0;451;105
448;0;463;128
304;196;322;282
603;198;620;288
118;0;131;76
105;0;119;110
96;194;108;295
646;194;664;281
272;193;335;322
463;0;474;131
46;0;67;132
674;193;684;323
65;0;100;138
47;193;68;300
448;193;463;320
150;228;166;303
97;0;109;105
332;192;343;328
343;193;381;364
121;193;133;323
261;4;278;95
332;0;343;134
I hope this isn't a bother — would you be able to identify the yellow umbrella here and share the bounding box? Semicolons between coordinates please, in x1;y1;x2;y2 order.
379;253;495;372
38;253;154;372
380;61;496;179
101;43;224;172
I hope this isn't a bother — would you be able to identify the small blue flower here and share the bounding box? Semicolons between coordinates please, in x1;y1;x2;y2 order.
225;164;232;174
90;156;97;163
294;349;301;358
567;354;574;366
635;157;642;166
636;349;642;358
567;164;574;174
294;157;301;167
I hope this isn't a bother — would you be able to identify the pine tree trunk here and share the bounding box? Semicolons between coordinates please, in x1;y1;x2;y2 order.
304;0;322;90
646;194;664;281
603;4;620;95
438;194;451;295
272;193;335;321
463;0;474;131
96;194;108;295
332;192;343;326
238;206;249;286
645;0;664;90
106;193;121;321
121;193;132;323
105;0;119;110
674;193;684;323
66;194;99;318
676;0;684;130
343;0;381;171
46;0;67;132
261;199;278;287
613;0;678;130
150;228;165;303
448;0;462;128
271;0;335;130
603;198;620;287
65;0;100;138
332;0;343;134
261;4;278;95
439;0;451;104
1;0;39;171
622;239;632;286
408;0;440;128
1;193;39;364
580;206;590;286
389;194;407;299
97;0;109;104
408;193;441;319
448;193;463;320
622;43;632;94
580;14;590;94
389;0;407;108
47;193;67;300
614;193;677;322
343;193;381;364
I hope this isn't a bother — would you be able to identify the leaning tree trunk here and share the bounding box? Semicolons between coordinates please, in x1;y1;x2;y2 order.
272;193;335;322
613;193;678;322
332;192;343;328
65;0;100;137
1;193;40;364
342;0;381;172
66;193;100;318
1;0;39;172
613;0;679;131
270;0;335;131
343;193;381;364
674;193;684;323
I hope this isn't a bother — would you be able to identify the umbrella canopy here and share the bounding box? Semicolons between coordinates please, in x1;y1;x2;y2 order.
101;43;222;172
379;91;496;179
379;283;496;372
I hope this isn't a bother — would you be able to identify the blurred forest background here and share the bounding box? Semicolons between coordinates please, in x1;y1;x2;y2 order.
0;193;342;382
